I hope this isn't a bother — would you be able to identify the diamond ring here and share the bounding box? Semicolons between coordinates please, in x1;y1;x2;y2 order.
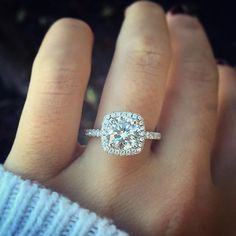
85;111;161;156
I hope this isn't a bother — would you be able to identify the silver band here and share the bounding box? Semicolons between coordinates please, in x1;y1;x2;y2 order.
85;111;161;156
85;129;161;140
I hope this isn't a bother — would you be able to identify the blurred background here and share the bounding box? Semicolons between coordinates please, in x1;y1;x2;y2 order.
0;0;235;162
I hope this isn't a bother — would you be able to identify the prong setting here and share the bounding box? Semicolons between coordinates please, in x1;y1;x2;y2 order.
101;112;145;156
85;111;161;157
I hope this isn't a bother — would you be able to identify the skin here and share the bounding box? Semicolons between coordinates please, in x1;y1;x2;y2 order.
3;1;236;235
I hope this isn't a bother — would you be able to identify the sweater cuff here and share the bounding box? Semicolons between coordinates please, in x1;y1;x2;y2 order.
0;165;128;236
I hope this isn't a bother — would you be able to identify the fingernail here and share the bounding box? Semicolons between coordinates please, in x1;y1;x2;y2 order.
169;5;196;16
217;59;231;66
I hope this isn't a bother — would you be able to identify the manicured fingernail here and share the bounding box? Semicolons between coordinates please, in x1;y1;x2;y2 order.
217;59;231;66
169;5;195;16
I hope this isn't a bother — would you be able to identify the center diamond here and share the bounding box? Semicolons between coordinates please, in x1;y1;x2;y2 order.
101;112;146;156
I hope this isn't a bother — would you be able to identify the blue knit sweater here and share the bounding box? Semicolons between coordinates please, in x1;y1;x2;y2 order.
0;165;128;236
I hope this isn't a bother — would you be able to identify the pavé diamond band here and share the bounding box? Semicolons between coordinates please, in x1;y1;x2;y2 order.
85;111;161;156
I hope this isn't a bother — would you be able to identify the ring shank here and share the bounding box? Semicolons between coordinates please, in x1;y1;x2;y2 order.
145;131;161;140
85;129;101;137
85;129;161;140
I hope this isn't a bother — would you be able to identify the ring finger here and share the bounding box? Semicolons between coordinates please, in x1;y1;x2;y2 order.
86;1;171;161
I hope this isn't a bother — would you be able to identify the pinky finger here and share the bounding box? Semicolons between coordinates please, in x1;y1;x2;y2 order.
212;63;236;191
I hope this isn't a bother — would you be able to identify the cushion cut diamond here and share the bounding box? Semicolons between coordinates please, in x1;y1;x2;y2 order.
101;112;145;156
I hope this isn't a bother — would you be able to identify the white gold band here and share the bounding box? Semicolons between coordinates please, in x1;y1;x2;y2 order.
85;129;161;140
85;129;101;138
85;111;161;156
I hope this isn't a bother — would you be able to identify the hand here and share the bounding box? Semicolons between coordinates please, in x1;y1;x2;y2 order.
4;2;236;235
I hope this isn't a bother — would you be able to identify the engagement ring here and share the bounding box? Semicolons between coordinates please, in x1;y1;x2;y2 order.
85;112;161;156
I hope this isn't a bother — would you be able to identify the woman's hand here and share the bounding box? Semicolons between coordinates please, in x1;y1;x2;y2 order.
3;2;236;235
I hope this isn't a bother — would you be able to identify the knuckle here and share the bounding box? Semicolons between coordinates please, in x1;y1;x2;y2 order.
183;59;218;85
145;195;196;235
122;35;169;78
32;63;82;95
159;183;213;235
165;201;196;234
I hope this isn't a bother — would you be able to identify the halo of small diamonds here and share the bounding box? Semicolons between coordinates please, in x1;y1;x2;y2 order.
85;111;161;156
101;112;146;156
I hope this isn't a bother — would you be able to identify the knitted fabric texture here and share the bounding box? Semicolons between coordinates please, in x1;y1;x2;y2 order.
0;165;128;236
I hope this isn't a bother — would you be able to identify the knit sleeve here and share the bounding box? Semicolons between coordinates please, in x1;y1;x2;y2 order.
0;165;129;236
